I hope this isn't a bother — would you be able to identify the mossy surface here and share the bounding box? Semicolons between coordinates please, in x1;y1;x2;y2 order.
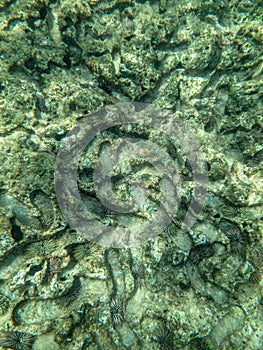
0;0;262;349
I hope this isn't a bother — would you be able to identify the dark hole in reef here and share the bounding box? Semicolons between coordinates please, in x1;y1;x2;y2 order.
39;6;47;20
28;263;43;276
69;102;76;111
10;218;24;242
188;243;215;265
204;117;216;132
179;282;190;290
25;57;35;70
55;131;68;141
63;53;71;68
27;17;35;30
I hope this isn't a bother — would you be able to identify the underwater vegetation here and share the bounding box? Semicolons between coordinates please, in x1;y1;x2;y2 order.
0;0;262;349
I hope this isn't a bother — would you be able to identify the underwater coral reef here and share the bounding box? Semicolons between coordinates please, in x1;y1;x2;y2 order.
0;0;262;349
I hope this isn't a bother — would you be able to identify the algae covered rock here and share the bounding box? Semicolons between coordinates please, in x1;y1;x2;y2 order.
0;0;262;349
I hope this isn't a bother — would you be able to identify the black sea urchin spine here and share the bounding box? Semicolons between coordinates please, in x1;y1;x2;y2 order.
110;298;124;327
0;330;35;350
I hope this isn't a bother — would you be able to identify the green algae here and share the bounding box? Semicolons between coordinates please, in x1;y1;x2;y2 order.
0;0;262;349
